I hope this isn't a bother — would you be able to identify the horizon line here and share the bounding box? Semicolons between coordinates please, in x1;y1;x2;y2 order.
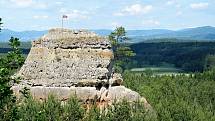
2;25;215;32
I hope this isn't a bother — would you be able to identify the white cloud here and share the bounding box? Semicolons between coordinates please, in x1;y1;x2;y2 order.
190;2;209;9
166;0;181;8
176;4;181;8
166;0;175;5
113;12;124;16
67;10;89;20
60;9;90;20
59;8;67;13
36;3;48;9
0;0;7;6
176;11;183;16
114;4;152;16
10;0;33;7
9;0;48;9
143;19;160;26
125;4;152;15
33;15;49;19
55;1;63;5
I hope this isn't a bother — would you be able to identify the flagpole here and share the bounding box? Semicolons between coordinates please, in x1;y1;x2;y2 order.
62;16;63;29
61;15;68;34
61;15;64;37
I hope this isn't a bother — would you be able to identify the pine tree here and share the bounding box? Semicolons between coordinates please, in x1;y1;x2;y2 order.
109;26;135;73
0;18;24;120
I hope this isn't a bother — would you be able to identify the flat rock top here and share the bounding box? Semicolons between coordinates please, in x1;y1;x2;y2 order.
33;28;110;49
42;28;101;40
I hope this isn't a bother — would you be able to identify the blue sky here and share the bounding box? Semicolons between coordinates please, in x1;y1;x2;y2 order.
0;0;214;31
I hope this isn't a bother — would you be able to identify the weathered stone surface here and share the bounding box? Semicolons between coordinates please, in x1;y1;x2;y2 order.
12;86;73;100
110;73;123;86
12;86;143;103
17;28;113;86
108;86;141;102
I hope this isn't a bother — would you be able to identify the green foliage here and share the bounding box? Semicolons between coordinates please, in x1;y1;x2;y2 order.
109;27;135;72
18;95;44;121
0;19;25;120
18;95;84;121
123;70;215;120
108;100;132;121
83;105;102;121
0;41;31;59
16;95;152;121
205;55;215;70
109;26;126;45
0;37;25;71
0;41;31;49
129;42;215;72
63;96;84;121
5;37;25;70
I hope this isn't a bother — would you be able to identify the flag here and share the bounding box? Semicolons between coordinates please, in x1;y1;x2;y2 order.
62;15;68;28
62;15;68;19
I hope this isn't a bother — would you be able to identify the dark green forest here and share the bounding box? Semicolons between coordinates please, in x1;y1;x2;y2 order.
123;71;215;120
127;42;215;72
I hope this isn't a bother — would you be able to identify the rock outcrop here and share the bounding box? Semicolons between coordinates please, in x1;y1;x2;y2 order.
16;29;113;87
13;28;150;110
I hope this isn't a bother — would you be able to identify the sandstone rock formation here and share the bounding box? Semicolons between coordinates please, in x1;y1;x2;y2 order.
16;29;113;87
13;28;150;110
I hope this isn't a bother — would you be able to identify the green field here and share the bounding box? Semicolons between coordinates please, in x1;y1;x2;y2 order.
130;67;185;75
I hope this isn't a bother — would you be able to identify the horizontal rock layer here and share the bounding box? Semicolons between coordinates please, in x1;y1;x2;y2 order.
12;86;142;103
17;28;114;86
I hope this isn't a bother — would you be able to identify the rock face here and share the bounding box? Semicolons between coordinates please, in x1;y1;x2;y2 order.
17;28;113;87
13;28;150;110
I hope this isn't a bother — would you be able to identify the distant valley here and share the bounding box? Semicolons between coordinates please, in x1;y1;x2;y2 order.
1;26;215;43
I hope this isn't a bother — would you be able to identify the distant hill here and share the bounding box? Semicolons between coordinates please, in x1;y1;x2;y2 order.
92;29;173;38
129;26;215;43
1;26;215;42
0;29;47;42
153;26;215;40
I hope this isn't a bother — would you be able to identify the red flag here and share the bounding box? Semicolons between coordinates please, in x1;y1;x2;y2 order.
62;15;68;18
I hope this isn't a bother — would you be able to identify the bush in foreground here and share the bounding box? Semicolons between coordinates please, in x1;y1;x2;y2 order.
16;94;150;121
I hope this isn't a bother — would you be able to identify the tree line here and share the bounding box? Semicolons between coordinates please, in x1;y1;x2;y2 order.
128;42;215;72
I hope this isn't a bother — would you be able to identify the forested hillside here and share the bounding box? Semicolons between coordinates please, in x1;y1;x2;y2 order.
123;70;215;120
129;42;215;72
